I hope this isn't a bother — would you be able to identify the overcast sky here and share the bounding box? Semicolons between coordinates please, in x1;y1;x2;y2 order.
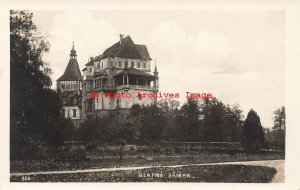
31;10;285;128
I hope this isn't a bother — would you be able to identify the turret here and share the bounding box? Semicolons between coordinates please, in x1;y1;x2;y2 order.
153;63;159;89
56;42;82;92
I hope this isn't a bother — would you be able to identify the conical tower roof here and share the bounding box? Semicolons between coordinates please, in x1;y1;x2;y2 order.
57;43;82;81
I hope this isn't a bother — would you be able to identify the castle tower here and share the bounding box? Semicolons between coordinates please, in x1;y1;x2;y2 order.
56;42;83;126
57;42;82;92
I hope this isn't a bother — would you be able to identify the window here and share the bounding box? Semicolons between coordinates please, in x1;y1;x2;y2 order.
95;78;100;87
101;62;103;68
131;62;134;67
87;100;92;111
97;62;100;69
110;61;114;67
138;62;140;68
143;62;146;68
72;109;77;117
119;61;122;67
125;61;128;68
89;67;92;72
62;109;65;117
116;100;120;108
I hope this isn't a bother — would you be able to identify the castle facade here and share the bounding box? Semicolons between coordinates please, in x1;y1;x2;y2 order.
57;35;159;122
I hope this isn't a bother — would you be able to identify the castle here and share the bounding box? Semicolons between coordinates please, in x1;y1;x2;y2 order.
57;35;159;125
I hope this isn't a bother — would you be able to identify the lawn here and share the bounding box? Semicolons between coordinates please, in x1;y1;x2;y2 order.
10;164;277;182
10;152;284;173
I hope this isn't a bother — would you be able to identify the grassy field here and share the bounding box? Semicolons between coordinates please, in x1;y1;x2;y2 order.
10;164;277;182
10;152;284;173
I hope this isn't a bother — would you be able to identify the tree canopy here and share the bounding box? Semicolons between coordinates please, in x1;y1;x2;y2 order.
10;11;69;159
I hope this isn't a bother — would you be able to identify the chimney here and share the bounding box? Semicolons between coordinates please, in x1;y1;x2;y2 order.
119;34;124;44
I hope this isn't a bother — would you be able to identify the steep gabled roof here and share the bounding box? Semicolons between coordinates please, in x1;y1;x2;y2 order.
60;91;82;106
101;35;151;60
57;59;82;81
94;55;102;61
114;67;155;78
85;59;94;66
135;44;151;60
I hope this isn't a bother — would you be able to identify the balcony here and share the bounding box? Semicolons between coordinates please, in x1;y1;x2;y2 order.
116;84;158;91
86;86;116;92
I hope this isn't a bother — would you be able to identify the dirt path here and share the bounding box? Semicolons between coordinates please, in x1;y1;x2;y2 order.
10;159;284;183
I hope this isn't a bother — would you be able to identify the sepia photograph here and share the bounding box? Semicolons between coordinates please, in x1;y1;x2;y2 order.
8;9;287;183
1;1;300;189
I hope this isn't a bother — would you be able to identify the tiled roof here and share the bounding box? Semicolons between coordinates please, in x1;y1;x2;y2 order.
60;91;82;106
101;35;151;60
85;59;94;66
57;59;82;81
114;67;155;78
94;55;102;61
135;44;151;60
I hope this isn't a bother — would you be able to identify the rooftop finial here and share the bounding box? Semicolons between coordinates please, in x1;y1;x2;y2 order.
72;41;75;50
119;34;124;44
154;59;158;73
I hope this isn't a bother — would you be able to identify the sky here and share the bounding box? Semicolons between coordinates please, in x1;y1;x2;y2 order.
31;10;285;128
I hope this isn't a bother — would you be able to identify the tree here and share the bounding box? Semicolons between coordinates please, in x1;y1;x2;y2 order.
241;109;265;154
139;105;166;143
176;98;201;141
223;104;243;142
10;11;62;159
200;98;226;142
77;116;110;144
272;106;286;152
157;98;180;141
49;117;76;145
